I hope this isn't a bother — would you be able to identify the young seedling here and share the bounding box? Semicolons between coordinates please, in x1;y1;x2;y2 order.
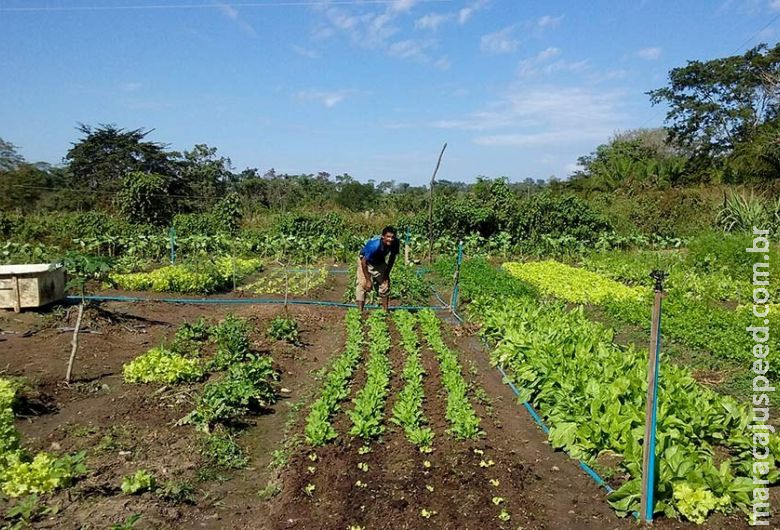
420;508;437;519
358;445;372;455
498;509;510;522
489;479;500;487
357;462;369;472
492;496;504;506
425;485;434;492
303;483;316;497
422;460;432;469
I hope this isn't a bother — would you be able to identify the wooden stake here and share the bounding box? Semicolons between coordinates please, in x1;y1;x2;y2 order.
427;142;447;264
12;276;21;313
66;303;84;384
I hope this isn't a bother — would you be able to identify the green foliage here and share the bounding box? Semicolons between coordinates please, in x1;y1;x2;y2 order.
110;257;261;293
120;469;155;494
648;43;780;175
418;310;481;439
199;431;249;469
716;190;778;233
347;311;392;439
571;128;688;190
305;309;363;445
5;494;59;528
0;379;87;498
62;251;113;296
66;124;176;194
184;356;278;431
477;296;778;523
123;346;204;384
391;311;434;451
212;192;242;234
209;314;253;370
157;480;196;504
503;261;647;305
514;193;611;246
171;317;210;356
115;171;174;226
109;514;142;530
267;316;301;345
243;267;329;296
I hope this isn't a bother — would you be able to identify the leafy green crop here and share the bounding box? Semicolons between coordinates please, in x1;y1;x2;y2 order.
418;310;481;440
305;309;363;445
110;257;261;293
390;311;434;451
503;260;646;305
0;379;86;498
267;316;301;345
120;469;155;494
123;346;204;384
243;267;329;296
478;295;779;523
348;311;392;439
184;356;279;431
209;314;253;370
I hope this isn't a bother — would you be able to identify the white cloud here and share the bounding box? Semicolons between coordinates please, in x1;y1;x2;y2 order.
295;89;354;108
481;26;518;54
770;0;780;11
415;12;450;30
291;45;320;59
537;14;564;30
216;2;255;36
434;56;452;70
459;0;489;24
518;47;562;77
434;85;627;149
637;47;662;60
388;38;435;60
390;0;418;13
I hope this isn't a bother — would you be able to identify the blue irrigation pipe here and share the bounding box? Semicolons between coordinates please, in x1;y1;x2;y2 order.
66;294;446;312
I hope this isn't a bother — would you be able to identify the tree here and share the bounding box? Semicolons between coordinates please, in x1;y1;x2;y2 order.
648;43;780;163
66;124;176;191
178;144;234;209
0;164;48;212
0;137;25;171
115;172;173;225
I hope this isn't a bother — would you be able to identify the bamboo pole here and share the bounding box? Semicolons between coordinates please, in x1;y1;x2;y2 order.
427;143;447;264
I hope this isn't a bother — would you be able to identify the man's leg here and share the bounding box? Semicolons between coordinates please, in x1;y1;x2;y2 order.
374;264;390;312
355;257;367;311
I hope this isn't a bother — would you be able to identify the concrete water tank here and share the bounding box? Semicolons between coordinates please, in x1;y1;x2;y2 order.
0;263;65;312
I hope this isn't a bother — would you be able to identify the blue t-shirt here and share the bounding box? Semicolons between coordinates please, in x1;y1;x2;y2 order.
360;236;399;266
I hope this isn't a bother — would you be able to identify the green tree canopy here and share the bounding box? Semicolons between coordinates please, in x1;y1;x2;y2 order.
66;124;176;191
648;43;780;163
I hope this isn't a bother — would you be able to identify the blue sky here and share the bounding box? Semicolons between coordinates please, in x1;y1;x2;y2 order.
1;0;778;185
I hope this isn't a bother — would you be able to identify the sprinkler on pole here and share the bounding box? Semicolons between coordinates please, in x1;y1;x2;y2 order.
641;269;667;524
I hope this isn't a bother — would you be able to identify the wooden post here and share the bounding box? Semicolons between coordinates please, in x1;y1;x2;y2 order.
427;143;447;264
66;303;84;384
12;276;21;313
640;270;666;523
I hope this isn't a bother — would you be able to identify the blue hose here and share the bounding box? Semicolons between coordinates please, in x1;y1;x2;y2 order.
66;294;445;312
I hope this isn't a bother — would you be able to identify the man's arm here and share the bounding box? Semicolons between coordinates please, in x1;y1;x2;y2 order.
386;253;396;275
